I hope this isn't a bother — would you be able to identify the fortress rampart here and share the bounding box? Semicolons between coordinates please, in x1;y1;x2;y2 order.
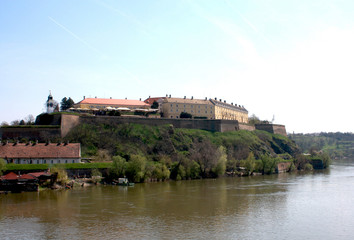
1;114;287;141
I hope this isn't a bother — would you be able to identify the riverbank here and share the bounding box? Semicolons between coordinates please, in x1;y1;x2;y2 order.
1;163;353;240
1;123;331;185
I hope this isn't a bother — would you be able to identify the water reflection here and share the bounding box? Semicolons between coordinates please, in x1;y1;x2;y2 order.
1;163;354;239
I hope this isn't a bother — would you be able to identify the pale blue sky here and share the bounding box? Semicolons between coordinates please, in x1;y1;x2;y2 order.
1;0;353;133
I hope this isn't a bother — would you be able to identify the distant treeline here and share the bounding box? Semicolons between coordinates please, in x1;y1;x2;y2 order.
289;132;354;159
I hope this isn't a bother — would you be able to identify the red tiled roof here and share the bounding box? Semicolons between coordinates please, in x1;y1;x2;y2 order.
78;98;150;107
18;174;37;180
1;172;18;180
0;143;81;159
29;172;51;178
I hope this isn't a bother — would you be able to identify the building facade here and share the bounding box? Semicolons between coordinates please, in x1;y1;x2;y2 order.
161;97;248;123
0;142;81;164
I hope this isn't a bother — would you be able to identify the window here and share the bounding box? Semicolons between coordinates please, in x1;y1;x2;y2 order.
72;160;75;163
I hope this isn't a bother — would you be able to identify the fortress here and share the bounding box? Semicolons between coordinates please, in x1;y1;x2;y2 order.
0;113;287;141
0;95;287;141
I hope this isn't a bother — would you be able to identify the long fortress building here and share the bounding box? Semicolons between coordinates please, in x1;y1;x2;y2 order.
160;96;248;123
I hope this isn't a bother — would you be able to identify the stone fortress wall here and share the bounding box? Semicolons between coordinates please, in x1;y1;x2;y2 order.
0;114;287;141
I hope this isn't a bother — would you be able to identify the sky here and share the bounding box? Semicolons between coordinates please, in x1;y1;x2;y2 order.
1;0;353;133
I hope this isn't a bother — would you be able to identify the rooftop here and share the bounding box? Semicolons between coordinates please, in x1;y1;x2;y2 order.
0;142;81;159
77;98;150;107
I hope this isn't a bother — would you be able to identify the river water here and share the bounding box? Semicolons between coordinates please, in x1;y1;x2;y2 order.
1;162;354;240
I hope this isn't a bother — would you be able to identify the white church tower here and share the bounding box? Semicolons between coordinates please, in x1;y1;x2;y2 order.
46;91;58;113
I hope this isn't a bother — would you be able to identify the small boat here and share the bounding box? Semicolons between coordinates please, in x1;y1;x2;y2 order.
117;178;134;186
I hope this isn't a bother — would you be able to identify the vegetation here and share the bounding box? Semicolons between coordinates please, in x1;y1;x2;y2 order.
60;97;75;111
5;162;112;171
180;112;193;118
289;132;354;160
60;122;308;182
0;158;6;176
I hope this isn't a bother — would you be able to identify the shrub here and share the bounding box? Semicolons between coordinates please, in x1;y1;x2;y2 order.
304;163;314;171
50;166;68;185
0;158;6;176
110;155;127;179
125;154;146;182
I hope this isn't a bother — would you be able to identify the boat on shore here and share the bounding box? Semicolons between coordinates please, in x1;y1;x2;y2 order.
116;178;134;186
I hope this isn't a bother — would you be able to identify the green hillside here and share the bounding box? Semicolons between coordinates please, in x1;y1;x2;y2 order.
61;122;315;181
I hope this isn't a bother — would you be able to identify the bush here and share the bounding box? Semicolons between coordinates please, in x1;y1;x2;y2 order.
304;163;314;171
50;166;68;185
110;155;127;179
125;154;146;182
0;158;6;176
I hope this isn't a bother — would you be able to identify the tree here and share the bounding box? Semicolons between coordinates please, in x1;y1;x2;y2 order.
248;114;262;125
1;121;9;126
110;155;127;179
212;146;227;177
125;154;146;182
180;112;192;119
60;97;75;111
151;101;159;109
25;114;35;125
190;138;219;177
0;158;6;176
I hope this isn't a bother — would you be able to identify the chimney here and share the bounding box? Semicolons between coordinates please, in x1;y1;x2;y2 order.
169;95;171;98
184;96;186;99
215;97;217;100
205;97;207;100
95;96;97;98
231;103;233;105
166;94;168;97
110;97;112;99
83;96;85;99
191;96;193;100
139;98;141;101
219;99;222;102
224;100;226;103
125;97;127;100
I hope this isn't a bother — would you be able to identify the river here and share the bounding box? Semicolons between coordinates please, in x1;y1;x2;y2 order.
1;161;354;240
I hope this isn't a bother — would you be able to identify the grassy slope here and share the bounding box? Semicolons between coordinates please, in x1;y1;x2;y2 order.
64;122;300;160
